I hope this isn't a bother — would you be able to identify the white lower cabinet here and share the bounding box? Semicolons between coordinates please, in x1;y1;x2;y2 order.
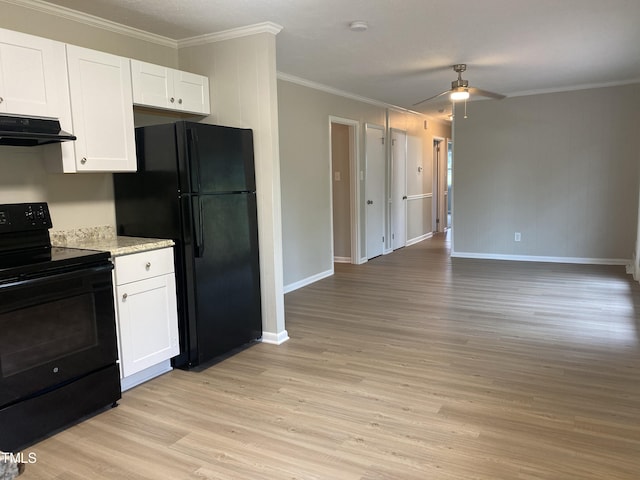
113;247;179;390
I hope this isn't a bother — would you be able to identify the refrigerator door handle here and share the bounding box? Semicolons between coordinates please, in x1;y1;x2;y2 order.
188;128;202;193
192;196;205;258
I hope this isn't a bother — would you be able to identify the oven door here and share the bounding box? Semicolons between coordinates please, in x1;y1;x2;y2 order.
0;262;118;407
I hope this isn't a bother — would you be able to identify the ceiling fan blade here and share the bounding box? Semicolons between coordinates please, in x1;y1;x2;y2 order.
412;90;450;106
468;87;506;100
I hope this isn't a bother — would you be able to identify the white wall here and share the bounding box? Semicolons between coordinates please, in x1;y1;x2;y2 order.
278;79;451;290
179;32;287;343
278;80;385;288
453;84;640;263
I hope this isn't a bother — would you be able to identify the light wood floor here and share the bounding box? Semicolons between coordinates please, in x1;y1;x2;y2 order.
21;235;640;479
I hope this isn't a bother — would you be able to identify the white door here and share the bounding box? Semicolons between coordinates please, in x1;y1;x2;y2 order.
174;70;210;115
365;124;385;259
0;29;69;118
131;59;173;110
116;273;179;377
391;129;407;250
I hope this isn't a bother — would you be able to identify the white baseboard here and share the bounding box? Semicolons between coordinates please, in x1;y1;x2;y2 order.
284;268;333;293
451;251;630;265
120;360;172;392
333;256;351;263
261;330;290;345
406;232;433;247
628;252;640;281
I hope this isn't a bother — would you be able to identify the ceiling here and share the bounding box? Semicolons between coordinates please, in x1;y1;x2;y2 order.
38;0;640;120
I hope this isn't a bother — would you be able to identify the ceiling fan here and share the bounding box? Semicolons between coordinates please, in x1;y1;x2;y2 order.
413;64;505;106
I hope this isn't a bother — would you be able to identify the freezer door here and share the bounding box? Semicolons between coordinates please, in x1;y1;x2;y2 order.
192;192;262;363
181;122;256;194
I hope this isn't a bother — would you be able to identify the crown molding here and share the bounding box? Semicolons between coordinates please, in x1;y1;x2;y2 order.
3;0;178;47
178;22;283;48
508;78;640;98
277;72;449;125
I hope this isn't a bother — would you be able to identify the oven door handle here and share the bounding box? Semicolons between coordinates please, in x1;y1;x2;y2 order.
1;263;113;289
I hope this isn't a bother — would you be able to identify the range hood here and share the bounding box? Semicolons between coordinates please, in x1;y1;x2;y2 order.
0;115;76;147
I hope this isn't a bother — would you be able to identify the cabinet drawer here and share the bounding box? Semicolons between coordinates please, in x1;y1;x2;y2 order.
114;247;174;285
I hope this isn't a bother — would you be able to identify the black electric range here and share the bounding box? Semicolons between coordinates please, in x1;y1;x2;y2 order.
0;202;121;453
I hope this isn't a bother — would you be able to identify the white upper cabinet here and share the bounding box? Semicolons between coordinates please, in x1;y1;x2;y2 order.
131;59;210;115
0;28;70;119
66;45;136;172
173;69;211;115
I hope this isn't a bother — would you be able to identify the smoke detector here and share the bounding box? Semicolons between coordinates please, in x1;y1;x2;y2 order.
349;21;368;32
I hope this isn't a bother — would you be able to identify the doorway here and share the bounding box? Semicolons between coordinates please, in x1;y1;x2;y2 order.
329;117;360;264
433;137;447;233
447;139;453;230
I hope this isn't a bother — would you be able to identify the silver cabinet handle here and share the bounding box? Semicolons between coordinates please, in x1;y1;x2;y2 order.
367;200;373;205
170;97;175;103
0;97;3;104
122;293;128;301
80;157;87;164
178;98;183;104
145;262;151;270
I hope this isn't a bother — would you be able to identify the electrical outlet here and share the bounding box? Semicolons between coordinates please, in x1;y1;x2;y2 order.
514;232;521;242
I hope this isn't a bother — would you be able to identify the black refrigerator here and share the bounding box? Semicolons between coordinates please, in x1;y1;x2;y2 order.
113;121;262;368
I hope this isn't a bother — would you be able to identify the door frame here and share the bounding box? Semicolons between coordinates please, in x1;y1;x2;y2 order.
433;136;446;233
329;116;361;264
390;128;407;250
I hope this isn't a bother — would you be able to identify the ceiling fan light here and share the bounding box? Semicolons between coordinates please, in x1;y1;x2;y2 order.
450;89;470;101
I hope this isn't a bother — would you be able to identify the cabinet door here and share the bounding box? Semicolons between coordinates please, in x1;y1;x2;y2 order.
66;45;136;172
116;274;179;377
131;59;210;115
0;28;70;118
131;59;174;110
174;70;210;115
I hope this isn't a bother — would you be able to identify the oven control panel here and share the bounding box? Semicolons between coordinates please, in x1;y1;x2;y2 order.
0;202;52;232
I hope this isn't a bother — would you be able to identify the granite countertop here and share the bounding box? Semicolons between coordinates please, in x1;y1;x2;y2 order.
50;226;174;257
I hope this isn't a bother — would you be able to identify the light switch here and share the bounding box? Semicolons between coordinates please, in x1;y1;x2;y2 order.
334;171;341;181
